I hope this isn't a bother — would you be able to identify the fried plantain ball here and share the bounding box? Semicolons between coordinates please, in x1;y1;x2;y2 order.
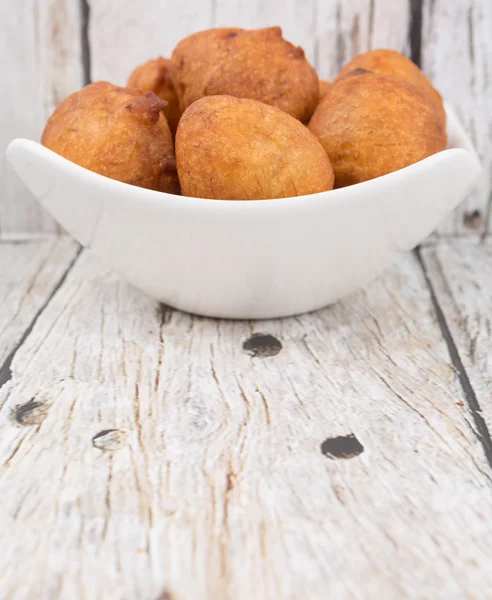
171;27;319;122
127;57;181;135
336;49;446;135
176;95;334;200
308;70;446;188
42;81;180;194
319;79;332;100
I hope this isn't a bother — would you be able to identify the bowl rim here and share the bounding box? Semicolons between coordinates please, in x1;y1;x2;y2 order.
8;102;478;214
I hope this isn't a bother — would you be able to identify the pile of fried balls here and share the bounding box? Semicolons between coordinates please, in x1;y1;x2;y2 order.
41;26;447;200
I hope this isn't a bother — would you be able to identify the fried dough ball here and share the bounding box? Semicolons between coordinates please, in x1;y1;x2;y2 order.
319;79;331;100
176;95;334;200
337;49;446;134
127;57;181;135
171;27;319;122
308;70;446;187
41;81;180;194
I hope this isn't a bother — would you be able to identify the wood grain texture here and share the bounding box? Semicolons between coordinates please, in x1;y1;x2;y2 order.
90;0;411;92
1;245;491;599
0;0;83;236
89;0;319;84
315;0;410;80
422;0;492;235
88;0;214;85
421;238;492;429
0;236;79;369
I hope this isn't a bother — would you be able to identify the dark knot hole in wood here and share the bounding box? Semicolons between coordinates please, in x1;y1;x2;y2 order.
243;333;282;358
463;209;483;230
11;399;51;426
92;428;128;452
321;434;364;459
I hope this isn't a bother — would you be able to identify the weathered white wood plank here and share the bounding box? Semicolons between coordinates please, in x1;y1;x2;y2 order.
422;0;492;235
0;236;79;369
88;0;214;85
0;0;84;235
0;247;491;599
421;238;492;429
89;1;411;88
90;0;319;84
315;1;410;81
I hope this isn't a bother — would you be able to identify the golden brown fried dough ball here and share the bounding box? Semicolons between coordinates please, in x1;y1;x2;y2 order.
319;79;332;100
337;49;446;134
308;70;446;188
171;27;319;122
176;95;334;200
42;81;180;194
127;57;181;136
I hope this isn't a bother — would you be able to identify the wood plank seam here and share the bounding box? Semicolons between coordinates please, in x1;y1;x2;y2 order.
0;245;82;391
415;246;492;470
80;0;92;85
408;0;422;65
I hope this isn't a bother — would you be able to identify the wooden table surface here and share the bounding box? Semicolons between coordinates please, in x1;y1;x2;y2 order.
1;234;491;599
1;1;492;598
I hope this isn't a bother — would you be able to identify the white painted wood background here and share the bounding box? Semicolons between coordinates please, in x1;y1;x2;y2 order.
1;0;491;235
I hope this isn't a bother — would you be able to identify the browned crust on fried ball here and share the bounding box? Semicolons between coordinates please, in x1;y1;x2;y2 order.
336;49;446;137
176;95;334;200
41;81;180;194
127;57;182;136
308;70;447;187
171;27;319;122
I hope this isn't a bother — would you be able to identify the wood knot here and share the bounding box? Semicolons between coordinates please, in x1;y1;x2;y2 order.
243;333;282;358
11;399;51;426
463;209;483;230
321;434;364;459
92;429;128;452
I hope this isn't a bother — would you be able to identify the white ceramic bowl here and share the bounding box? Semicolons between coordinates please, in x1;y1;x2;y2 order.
7;104;480;319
